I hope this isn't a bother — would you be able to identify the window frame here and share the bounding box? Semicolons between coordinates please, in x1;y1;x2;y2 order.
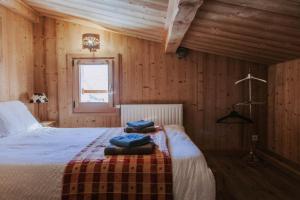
77;59;113;105
68;54;120;113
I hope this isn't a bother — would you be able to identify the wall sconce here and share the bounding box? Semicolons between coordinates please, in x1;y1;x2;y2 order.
82;33;100;52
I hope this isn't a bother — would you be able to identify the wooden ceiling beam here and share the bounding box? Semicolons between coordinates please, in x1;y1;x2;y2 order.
164;0;203;53
0;0;39;23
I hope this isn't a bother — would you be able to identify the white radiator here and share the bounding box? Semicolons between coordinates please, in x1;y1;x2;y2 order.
120;104;183;126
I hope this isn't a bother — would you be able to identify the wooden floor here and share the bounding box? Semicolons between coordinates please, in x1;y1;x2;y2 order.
205;152;300;200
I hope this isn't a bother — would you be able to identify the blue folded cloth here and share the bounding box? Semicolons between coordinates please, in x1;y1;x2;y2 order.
110;134;151;147
126;120;154;130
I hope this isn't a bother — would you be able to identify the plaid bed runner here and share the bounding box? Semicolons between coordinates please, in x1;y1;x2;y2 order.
62;128;173;200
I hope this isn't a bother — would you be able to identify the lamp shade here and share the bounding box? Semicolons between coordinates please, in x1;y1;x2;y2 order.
30;93;48;104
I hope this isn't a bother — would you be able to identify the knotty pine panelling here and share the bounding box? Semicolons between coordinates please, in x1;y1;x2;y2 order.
34;17;267;151
203;55;267;151
33;17;58;121
0;6;34;111
268;59;300;164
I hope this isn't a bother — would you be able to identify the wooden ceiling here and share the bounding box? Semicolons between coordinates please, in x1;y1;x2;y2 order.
1;0;300;64
181;0;300;64
23;0;169;42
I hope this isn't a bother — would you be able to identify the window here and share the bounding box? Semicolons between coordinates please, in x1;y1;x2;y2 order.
79;62;110;103
71;55;119;113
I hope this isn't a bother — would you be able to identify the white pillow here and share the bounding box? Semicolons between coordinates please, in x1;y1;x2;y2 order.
0;101;42;137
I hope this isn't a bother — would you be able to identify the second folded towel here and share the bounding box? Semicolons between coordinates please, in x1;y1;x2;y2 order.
126;120;155;130
124;126;157;133
109;133;151;147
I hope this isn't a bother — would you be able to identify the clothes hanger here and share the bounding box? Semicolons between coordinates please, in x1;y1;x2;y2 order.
234;68;267;118
216;105;253;124
235;73;267;85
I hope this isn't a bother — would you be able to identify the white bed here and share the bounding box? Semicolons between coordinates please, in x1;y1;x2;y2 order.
0;101;215;200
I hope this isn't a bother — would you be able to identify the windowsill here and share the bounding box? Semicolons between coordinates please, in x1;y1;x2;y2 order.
73;106;119;114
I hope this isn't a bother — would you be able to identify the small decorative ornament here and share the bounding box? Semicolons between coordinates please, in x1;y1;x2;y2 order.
82;33;100;52
30;93;48;104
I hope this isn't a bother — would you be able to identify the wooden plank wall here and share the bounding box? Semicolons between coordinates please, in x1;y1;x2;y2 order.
203;56;268;151
34;17;267;151
0;5;34;111
268;59;300;164
33;17;58;120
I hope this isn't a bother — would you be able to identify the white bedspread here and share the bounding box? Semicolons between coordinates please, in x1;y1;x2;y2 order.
0;125;215;200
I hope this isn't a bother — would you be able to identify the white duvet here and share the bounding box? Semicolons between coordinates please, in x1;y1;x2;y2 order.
0;125;215;200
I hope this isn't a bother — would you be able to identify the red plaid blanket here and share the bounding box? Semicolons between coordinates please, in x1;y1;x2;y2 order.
62;128;173;200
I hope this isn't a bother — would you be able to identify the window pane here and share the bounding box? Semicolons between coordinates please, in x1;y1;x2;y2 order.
79;64;109;103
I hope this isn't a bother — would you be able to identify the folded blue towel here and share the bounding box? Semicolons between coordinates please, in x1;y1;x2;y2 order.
110;134;151;147
126;120;154;130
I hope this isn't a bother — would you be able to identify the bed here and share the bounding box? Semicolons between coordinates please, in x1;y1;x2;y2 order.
0;101;215;200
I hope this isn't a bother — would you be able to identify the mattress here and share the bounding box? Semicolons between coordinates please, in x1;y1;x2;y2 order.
0;125;215;200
